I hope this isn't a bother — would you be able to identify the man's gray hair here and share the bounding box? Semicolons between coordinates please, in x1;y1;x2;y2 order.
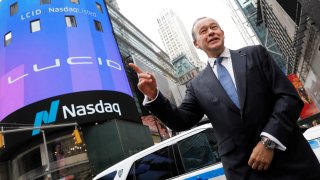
191;17;208;41
191;17;221;41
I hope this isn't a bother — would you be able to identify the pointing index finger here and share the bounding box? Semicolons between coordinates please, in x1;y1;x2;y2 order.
129;63;143;74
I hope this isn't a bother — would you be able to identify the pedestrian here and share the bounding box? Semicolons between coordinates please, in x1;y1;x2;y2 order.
129;17;320;180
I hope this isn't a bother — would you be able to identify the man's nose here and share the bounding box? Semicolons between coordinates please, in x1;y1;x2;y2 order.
208;28;215;35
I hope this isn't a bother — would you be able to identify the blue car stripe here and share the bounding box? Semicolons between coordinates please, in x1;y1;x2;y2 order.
185;167;224;180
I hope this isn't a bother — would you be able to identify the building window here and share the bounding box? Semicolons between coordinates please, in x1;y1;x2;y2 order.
4;32;12;47
30;19;41;33
96;2;103;13
70;0;79;4
94;20;103;32
65;16;77;27
40;0;51;4
10;2;18;16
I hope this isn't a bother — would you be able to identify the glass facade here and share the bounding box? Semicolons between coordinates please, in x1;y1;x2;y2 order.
257;0;297;74
235;0;287;73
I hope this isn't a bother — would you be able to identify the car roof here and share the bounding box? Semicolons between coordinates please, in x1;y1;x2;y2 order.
303;125;320;140
93;123;213;179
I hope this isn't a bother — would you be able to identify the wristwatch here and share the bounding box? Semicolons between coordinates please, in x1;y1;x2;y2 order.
260;136;276;150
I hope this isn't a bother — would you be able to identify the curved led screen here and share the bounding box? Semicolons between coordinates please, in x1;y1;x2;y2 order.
0;0;133;121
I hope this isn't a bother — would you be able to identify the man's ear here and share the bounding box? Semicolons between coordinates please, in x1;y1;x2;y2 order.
193;40;201;50
222;29;225;39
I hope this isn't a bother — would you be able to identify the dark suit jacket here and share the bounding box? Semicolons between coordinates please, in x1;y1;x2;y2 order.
145;45;320;180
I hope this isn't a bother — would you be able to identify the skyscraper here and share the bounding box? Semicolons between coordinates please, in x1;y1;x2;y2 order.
157;9;205;70
227;0;286;73
226;0;260;46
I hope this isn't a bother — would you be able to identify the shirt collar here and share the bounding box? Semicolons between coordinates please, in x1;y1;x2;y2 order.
208;48;231;67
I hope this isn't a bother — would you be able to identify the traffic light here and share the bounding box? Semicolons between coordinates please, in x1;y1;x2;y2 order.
72;129;82;145
0;132;5;149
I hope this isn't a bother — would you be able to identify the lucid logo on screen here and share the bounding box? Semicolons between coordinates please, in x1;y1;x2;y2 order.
32;100;122;136
8;56;122;85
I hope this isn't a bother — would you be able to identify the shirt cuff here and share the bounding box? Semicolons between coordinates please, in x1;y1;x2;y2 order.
142;89;159;105
261;132;286;151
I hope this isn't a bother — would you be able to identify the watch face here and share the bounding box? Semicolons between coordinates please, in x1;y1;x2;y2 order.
266;139;276;149
261;137;275;149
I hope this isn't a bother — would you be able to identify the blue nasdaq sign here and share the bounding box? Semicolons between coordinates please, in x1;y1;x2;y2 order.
32;100;60;136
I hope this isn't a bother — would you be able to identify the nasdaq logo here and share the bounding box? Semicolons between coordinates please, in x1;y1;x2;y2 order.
32;100;60;136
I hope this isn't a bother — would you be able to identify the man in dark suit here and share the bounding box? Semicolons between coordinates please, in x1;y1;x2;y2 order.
129;17;320;180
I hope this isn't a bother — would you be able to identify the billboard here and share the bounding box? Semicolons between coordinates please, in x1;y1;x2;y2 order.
287;74;319;119
304;69;320;110
0;0;141;157
0;0;137;124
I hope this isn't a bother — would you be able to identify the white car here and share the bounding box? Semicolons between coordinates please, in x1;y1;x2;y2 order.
93;124;320;180
93;123;226;180
303;125;320;163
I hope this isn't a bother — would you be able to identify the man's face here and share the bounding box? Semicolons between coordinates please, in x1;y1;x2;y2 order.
193;18;225;57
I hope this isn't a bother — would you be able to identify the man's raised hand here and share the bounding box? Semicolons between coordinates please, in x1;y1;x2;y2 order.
129;63;158;100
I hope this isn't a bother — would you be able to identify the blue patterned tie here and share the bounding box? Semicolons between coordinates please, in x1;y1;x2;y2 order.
216;57;240;108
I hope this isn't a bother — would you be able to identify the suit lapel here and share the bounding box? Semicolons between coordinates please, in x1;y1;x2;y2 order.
202;63;239;112
230;50;247;110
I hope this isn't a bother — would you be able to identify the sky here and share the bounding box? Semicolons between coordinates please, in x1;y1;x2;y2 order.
115;0;247;62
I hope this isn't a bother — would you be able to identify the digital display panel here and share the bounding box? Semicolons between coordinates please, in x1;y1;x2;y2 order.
0;0;133;121
288;74;319;119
